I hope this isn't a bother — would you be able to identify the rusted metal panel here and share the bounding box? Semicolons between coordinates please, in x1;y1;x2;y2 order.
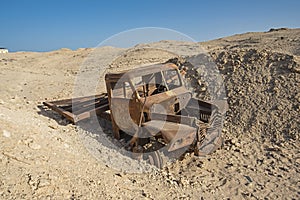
110;98;141;134
43;94;110;123
150;112;197;127
105;63;179;81
142;120;196;152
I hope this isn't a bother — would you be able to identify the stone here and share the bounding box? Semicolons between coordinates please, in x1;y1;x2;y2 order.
2;130;11;138
29;142;41;150
48;124;58;129
231;138;237;144
292;67;300;73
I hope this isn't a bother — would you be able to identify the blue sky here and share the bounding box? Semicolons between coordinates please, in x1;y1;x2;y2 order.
1;0;299;51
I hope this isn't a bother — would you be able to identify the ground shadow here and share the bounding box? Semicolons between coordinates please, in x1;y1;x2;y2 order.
37;105;70;126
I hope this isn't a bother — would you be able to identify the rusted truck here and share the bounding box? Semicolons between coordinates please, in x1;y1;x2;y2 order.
44;62;224;167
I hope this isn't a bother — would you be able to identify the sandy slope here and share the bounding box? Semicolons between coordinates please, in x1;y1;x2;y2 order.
0;28;299;199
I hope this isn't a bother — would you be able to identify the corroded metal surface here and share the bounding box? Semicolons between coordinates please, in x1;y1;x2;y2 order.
43;62;224;167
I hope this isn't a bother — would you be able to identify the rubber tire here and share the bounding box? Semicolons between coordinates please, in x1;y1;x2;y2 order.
148;151;164;168
196;132;223;156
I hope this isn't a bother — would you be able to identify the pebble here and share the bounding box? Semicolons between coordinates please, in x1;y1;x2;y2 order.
2;130;11;138
39;178;51;187
48;124;58;129
231;138;237;144
231;145;237;151
196;68;203;74
29;142;41;150
235;142;241;147
292;67;300;73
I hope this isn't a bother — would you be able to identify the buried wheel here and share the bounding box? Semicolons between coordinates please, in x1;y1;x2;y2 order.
147;151;164;168
195;133;224;156
195;109;224;156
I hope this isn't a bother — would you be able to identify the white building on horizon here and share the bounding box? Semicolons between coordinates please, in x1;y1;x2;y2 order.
0;48;8;53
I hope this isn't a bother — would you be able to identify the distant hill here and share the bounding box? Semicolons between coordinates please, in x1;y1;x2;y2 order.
200;28;300;56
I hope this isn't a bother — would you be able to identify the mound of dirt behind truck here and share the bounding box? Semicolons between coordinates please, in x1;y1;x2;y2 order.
43;62;227;167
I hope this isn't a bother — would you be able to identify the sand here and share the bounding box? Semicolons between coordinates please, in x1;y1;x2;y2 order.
0;28;299;199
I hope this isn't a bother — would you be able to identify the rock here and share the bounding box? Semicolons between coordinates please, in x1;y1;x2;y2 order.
231;145;237;151
231;138;237;144
292;67;300;73
29;142;41;150
48;124;58;129
38;178;51;187
244;175;253;183
235;142;241;147
141;190;151;198
196;67;203;75
2;130;11;138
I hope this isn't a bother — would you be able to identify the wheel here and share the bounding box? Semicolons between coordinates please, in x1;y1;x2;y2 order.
195;110;224;156
195;133;223;156
147;151;164;168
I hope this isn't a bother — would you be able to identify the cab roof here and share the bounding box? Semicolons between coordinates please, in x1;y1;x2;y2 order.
105;63;178;82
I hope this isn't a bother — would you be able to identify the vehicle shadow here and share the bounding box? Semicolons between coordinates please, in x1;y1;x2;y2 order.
37;104;70;126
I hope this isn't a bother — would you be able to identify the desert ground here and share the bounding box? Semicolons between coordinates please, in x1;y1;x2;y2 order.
0;28;299;199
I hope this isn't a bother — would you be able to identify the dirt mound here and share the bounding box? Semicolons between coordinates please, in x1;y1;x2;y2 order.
201;28;300;56
213;49;299;143
181;48;299;143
